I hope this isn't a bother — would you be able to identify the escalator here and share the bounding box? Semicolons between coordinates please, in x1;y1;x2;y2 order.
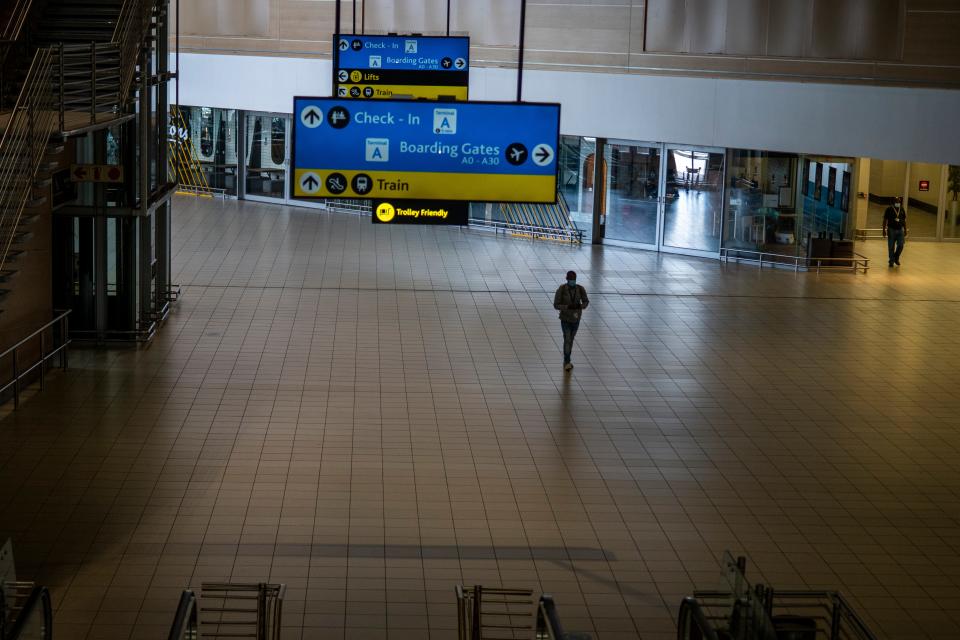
677;553;878;640
1;586;52;640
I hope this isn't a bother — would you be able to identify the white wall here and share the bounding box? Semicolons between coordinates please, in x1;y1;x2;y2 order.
173;53;960;164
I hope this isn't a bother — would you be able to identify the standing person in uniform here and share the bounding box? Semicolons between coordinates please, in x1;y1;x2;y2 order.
882;196;908;267
553;270;589;371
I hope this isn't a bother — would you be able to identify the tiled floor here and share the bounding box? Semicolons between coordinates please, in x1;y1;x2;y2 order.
3;196;960;640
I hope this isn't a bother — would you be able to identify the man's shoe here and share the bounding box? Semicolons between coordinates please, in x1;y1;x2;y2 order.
564;362;573;371
895;260;900;265
889;261;893;267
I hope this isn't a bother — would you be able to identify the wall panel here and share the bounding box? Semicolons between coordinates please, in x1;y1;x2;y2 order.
725;0;767;56
173;0;960;88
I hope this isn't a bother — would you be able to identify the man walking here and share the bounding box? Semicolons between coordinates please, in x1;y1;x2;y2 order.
553;270;589;371
882;196;908;267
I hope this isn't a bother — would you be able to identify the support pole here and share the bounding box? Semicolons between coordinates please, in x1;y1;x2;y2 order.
352;0;356;33
176;0;180;108
333;0;341;93
446;0;451;36
516;0;526;102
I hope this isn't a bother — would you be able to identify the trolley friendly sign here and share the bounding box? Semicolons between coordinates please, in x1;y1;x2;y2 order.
291;97;560;203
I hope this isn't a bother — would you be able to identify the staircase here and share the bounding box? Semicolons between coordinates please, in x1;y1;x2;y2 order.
32;0;123;45
0;0;158;316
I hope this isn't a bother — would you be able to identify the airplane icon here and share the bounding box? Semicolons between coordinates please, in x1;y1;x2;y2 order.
505;143;528;165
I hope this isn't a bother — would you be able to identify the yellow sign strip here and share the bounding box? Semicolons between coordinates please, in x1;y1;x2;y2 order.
338;84;468;100
294;169;556;203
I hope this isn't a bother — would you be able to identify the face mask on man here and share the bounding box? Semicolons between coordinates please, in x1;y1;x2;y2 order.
894;202;901;209
567;279;576;287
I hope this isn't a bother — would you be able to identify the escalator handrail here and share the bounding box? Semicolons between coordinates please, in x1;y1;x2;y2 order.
5;587;52;640
537;594;566;639
677;597;720;640
166;590;199;640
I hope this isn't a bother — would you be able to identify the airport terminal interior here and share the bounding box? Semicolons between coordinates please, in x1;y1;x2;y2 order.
1;2;959;640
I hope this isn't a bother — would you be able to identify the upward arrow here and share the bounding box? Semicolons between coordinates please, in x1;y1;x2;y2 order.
339;40;349;51
304;109;321;124
303;175;319;189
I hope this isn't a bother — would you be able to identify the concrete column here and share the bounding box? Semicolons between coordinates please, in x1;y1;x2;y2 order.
853;157;871;232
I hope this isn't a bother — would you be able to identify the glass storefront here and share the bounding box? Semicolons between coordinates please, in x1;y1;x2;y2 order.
724;150;801;255
557;135;595;238
661;147;725;253
244;112;288;200
603;142;659;246
173;104;960;255
180;106;239;196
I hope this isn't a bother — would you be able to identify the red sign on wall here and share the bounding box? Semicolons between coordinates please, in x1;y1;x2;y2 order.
919;180;930;192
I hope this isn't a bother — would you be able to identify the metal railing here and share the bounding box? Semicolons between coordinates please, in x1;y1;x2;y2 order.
680;553;878;640
497;192;583;243
168;105;221;197
470;217;584;244
687;589;877;640
855;228;884;240
535;594;590;640
719;247;870;273
2;586;51;640
55;42;122;132
113;0;154;100
676;597;720;640
457;585;536;640
326;198;373;215
1;0;34;43
0;309;70;409
0;47;57;275
199;582;285;640
167;590;200;640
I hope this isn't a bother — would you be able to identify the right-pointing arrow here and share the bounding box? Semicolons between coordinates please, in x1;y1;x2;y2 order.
532;144;554;167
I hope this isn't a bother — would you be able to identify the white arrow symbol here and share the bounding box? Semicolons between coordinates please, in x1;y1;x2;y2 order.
300;172;322;194
300;106;323;128
532;143;554;167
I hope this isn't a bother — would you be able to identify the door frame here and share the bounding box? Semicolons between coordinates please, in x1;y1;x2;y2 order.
595;138;665;252
241;110;291;205
656;143;726;260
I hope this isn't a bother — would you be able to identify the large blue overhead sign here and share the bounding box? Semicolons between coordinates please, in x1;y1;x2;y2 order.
292;97;560;203
335;35;469;100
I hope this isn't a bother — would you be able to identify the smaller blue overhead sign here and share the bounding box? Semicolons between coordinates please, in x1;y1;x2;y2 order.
337;35;469;72
334;34;470;100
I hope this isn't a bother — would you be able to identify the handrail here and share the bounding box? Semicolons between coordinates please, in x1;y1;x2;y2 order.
166;590;199;640
0;46;57;274
112;0;153;100
4;587;52;640
719;247;870;273
676;597;720;640
1;0;34;43
0;309;71;409
200;582;285;640
855;228;884;240
769;590;877;640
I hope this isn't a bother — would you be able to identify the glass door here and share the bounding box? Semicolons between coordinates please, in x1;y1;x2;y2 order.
244;112;289;202
602;140;661;248
947;165;960;240
907;162;944;240
659;146;726;256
